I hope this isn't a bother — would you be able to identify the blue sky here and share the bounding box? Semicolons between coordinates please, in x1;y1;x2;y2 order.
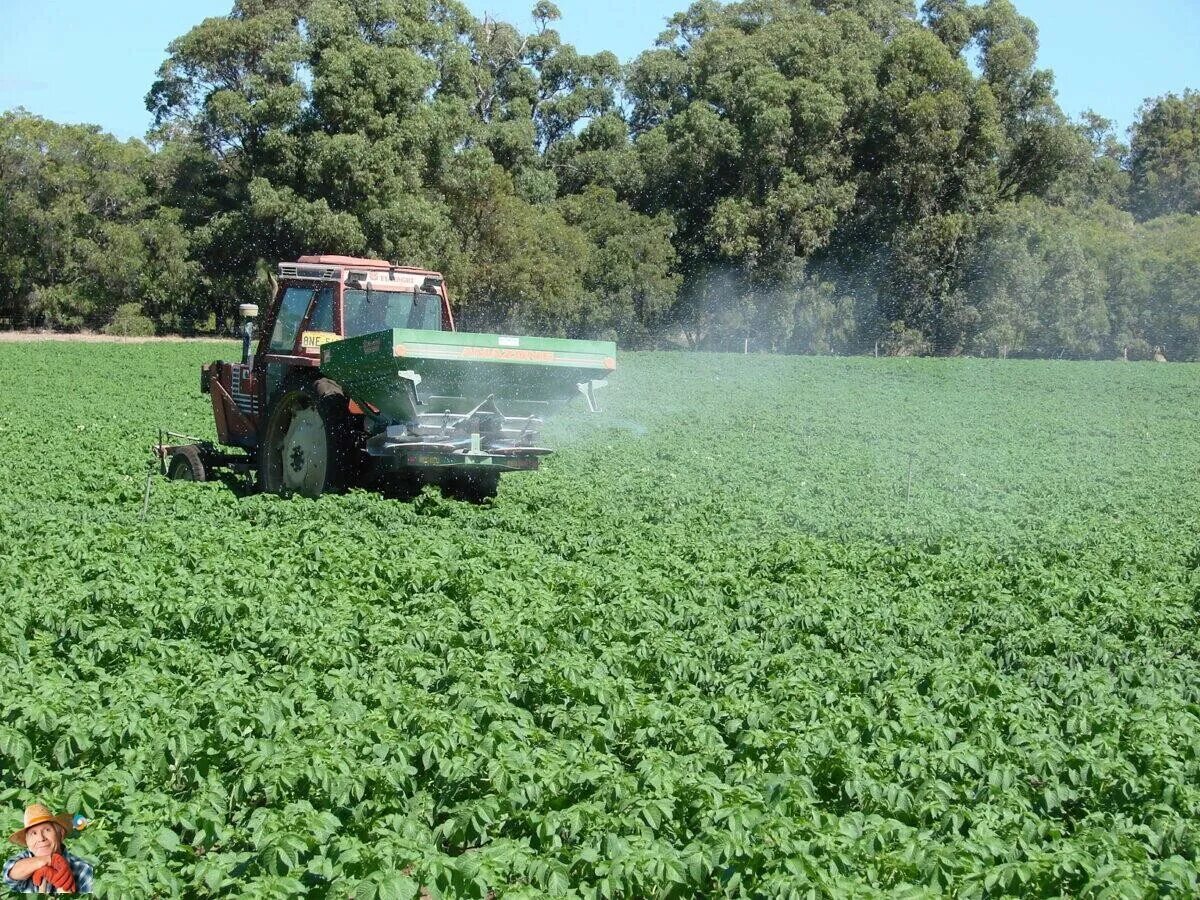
1;1;1196;142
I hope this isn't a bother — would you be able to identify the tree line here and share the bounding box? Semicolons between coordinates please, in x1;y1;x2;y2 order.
1;0;1197;359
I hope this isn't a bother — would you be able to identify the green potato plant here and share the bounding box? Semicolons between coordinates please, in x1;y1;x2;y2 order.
0;343;1197;897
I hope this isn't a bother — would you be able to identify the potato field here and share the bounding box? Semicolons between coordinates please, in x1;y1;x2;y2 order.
1;342;1198;898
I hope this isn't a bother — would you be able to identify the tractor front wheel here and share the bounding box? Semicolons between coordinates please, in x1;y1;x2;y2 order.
258;379;353;498
166;445;207;482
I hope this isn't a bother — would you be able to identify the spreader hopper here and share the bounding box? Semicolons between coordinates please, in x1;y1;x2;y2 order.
321;328;617;424
314;328;616;488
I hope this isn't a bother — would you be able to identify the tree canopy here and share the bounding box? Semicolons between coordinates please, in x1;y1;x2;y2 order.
1;0;1197;359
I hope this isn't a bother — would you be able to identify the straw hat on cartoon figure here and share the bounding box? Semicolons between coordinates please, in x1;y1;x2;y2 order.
9;805;74;848
3;803;94;894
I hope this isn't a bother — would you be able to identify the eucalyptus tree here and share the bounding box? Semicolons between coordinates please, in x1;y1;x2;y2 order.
148;0;676;339
625;0;884;346
1128;89;1200;220
0;111;193;330
829;0;1084;354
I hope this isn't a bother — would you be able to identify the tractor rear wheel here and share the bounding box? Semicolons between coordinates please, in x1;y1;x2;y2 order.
258;379;353;498
166;445;207;482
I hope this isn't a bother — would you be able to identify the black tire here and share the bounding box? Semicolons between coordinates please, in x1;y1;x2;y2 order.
441;468;500;503
166;445;207;482
257;378;354;498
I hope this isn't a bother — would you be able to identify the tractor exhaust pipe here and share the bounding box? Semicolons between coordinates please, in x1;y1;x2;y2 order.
238;303;259;366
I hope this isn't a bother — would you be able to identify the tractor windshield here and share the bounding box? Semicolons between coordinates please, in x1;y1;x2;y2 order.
343;288;442;336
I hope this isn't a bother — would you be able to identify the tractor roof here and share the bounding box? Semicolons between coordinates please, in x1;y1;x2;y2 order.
296;255;440;276
297;255;389;267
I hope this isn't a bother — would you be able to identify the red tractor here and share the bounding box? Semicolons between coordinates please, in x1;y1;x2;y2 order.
157;256;616;500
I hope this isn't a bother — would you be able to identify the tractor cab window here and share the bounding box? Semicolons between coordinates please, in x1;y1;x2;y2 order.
308;287;334;332
269;286;315;352
343;288;443;337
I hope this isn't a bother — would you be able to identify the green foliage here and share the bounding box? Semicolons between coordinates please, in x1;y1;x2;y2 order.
965;200;1200;360
0;111;194;330
629;2;873;274
134;0;673;343
2;342;1200;896
0;0;1195;359
555;187;680;342
1053;111;1130;209
964;200;1106;358
102;303;157;338
1128;89;1200;220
